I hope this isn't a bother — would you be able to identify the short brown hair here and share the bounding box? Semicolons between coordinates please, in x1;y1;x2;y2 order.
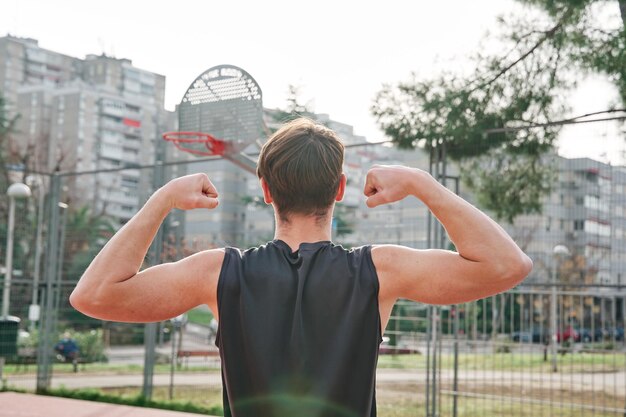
257;118;344;220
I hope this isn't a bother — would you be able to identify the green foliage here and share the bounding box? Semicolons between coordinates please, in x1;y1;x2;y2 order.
57;206;115;323
36;387;224;416
67;328;107;362
333;204;354;237
63;206;116;281
186;308;214;326
270;84;317;126
371;0;625;222
16;328;107;362
17;328;38;350
461;151;556;222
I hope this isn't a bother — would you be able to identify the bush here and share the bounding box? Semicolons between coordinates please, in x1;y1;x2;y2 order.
70;329;107;362
17;329;38;350
16;328;108;363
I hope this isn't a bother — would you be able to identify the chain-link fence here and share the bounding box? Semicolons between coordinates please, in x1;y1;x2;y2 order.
383;288;625;417
0;127;625;416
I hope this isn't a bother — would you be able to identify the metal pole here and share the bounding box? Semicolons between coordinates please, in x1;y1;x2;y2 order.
30;179;46;331
452;305;459;417
31;180;46;305
169;322;176;400
36;174;61;392
425;305;432;416
550;258;558;372
53;203;68;315
143;137;166;399
430;306;438;417
2;196;16;317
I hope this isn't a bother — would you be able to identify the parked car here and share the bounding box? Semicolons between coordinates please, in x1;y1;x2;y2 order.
580;327;625;342
511;330;549;344
579;328;594;343
556;326;579;343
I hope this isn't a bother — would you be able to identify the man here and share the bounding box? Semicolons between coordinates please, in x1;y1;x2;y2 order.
71;118;532;417
54;332;80;373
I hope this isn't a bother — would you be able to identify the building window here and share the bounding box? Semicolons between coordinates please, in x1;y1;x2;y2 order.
574;220;584;231
584;195;608;212
584;219;611;237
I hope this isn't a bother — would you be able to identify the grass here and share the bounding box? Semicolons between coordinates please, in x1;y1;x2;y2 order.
186;308;214;326
8;351;623;376
9;351;622;375
102;385;223;413
5;362;222;376
377;351;626;372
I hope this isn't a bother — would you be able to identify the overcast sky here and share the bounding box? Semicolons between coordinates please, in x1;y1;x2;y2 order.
2;0;624;163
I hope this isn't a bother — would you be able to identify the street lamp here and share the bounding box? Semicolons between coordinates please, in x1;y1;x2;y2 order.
550;244;570;372
2;182;32;318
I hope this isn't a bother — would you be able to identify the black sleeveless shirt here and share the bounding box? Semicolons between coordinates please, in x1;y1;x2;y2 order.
215;240;382;417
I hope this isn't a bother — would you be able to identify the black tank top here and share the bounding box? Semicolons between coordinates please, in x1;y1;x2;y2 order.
215;239;382;417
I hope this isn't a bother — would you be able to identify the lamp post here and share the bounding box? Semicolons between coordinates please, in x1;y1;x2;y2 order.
2;183;32;318
550;244;570;372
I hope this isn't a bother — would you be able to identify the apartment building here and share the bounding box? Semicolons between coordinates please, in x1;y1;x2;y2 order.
1;35;174;225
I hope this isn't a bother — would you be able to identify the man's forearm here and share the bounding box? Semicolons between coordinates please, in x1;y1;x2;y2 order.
73;191;171;296
409;169;527;265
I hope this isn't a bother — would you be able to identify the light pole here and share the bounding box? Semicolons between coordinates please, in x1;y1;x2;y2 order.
2;182;32;318
550;244;570;372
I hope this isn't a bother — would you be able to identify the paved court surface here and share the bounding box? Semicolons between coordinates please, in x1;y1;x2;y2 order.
0;392;215;417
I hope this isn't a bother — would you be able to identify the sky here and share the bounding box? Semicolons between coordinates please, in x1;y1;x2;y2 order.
2;0;624;164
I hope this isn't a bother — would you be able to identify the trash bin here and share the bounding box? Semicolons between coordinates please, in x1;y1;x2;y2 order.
0;316;21;357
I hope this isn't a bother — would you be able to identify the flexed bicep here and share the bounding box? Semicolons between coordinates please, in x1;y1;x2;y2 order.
372;245;524;306
71;249;225;323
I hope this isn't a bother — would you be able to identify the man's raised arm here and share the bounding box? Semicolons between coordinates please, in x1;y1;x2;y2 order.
367;165;533;306
70;174;224;323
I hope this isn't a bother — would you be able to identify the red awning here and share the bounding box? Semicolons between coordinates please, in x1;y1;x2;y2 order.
122;118;141;128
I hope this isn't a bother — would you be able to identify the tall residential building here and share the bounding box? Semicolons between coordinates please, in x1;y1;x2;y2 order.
511;156;626;287
1;35;174;225
0;36;81;115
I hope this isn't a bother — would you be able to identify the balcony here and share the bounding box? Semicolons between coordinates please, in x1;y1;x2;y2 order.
100;145;123;161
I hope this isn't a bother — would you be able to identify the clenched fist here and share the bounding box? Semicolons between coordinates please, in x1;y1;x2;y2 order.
363;165;426;208
159;173;219;211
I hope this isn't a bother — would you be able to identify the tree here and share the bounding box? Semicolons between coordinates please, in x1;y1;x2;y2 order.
372;0;625;222
269;85;317;126
62;206;116;282
0;94;18;195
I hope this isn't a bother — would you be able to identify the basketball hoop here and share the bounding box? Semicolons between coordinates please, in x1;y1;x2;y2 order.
162;65;266;174
163;131;226;157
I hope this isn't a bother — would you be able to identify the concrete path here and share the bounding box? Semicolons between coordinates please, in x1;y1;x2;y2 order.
0;392;214;417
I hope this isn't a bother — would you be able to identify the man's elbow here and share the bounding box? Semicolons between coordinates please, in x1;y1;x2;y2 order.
69;288;87;313
69;285;105;317
500;253;533;286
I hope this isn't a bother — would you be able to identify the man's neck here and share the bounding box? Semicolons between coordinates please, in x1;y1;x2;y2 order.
273;211;333;252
